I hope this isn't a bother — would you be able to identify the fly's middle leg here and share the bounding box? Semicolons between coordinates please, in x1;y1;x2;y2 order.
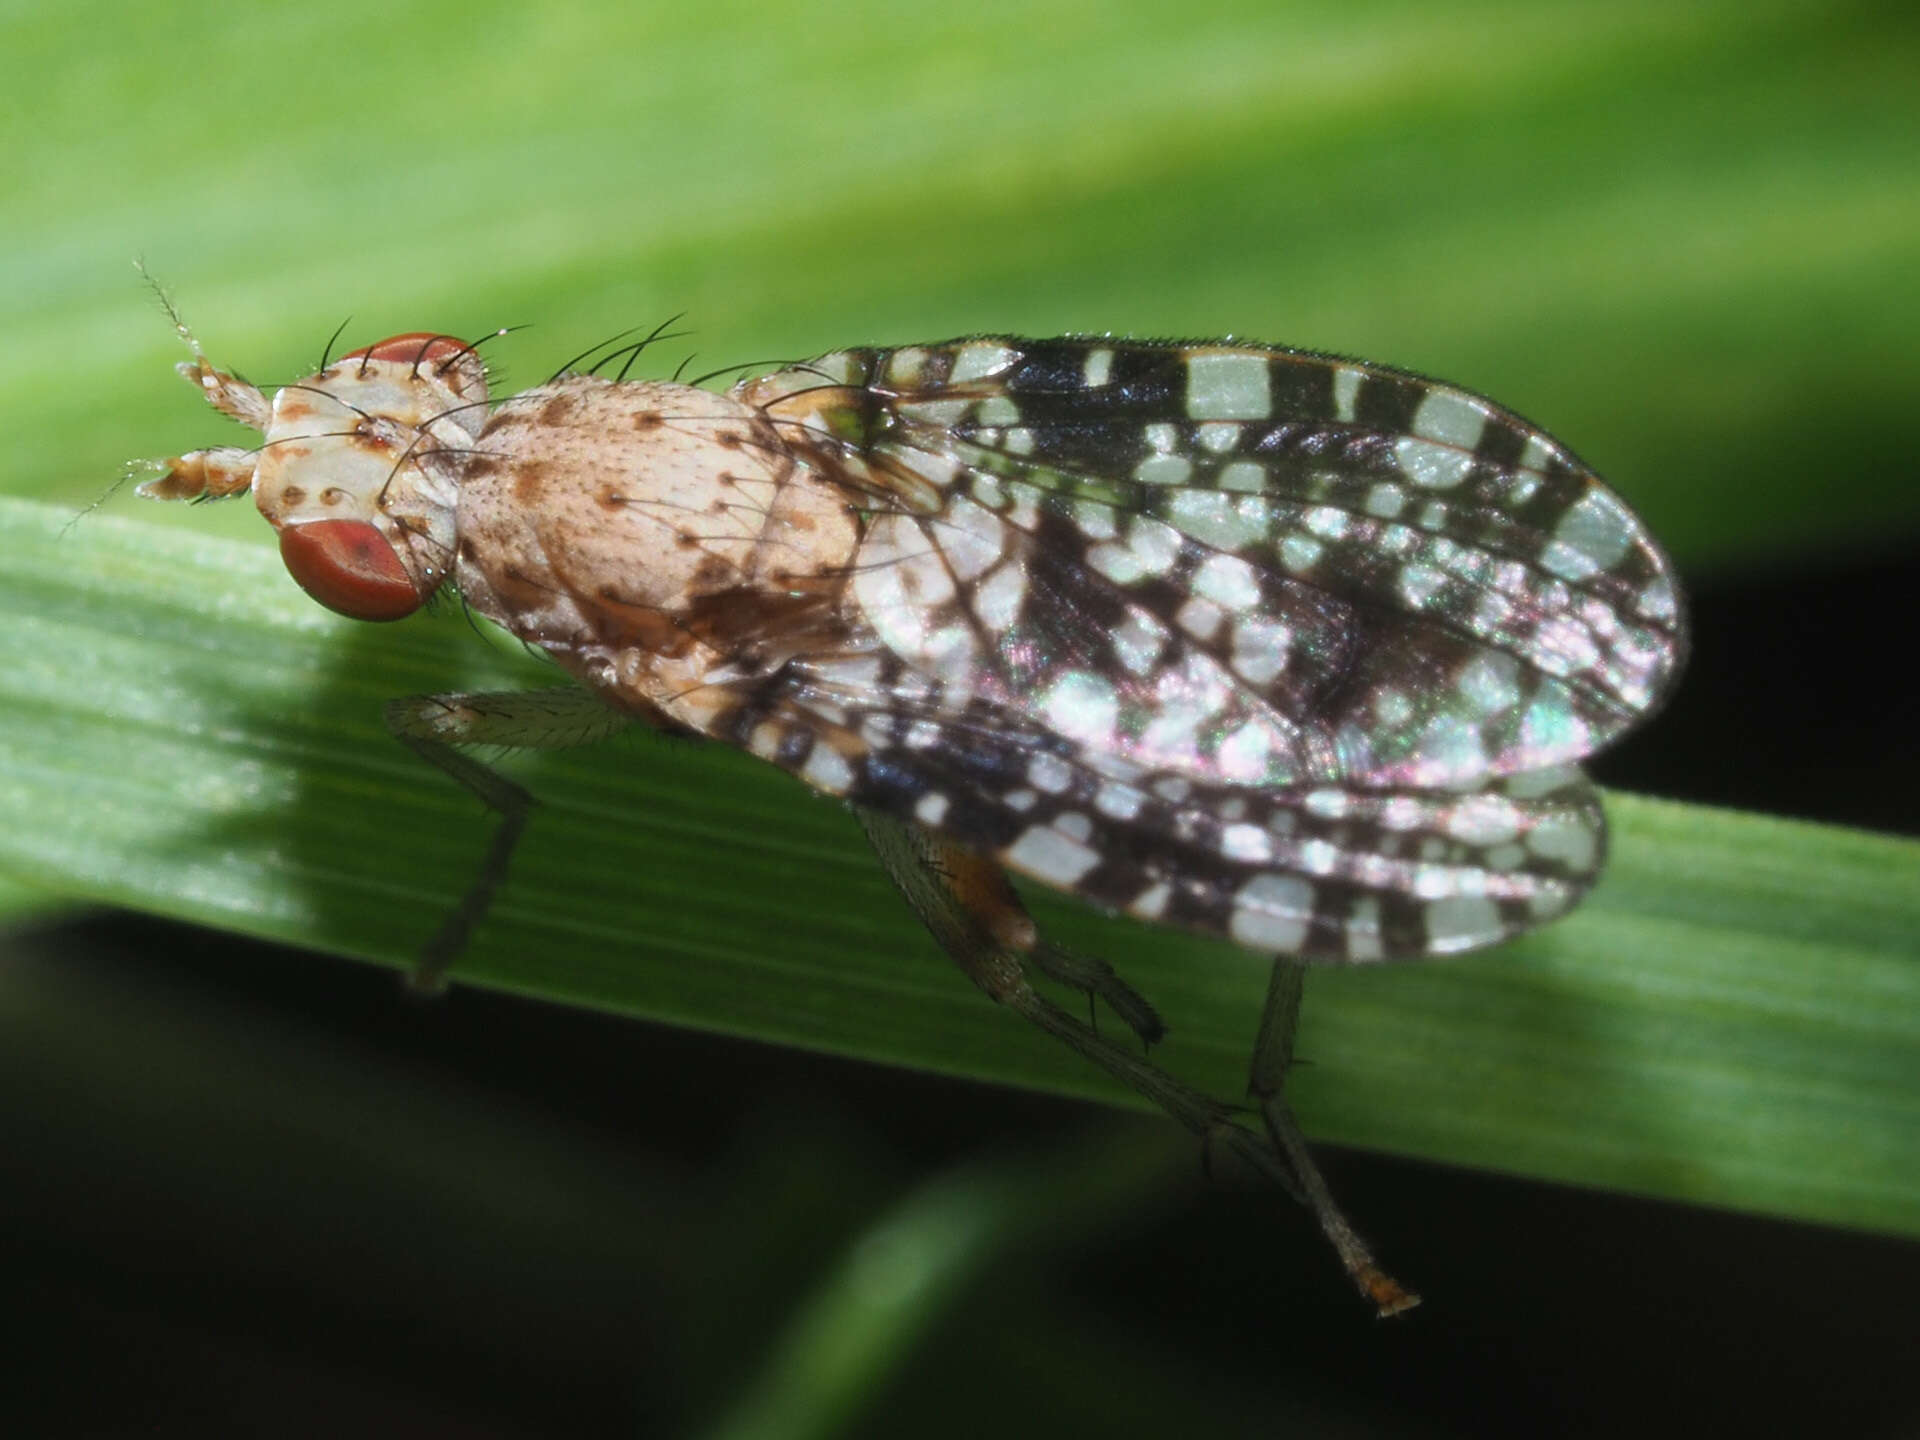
385;686;634;991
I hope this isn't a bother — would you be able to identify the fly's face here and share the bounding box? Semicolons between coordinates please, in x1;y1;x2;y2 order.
143;331;490;621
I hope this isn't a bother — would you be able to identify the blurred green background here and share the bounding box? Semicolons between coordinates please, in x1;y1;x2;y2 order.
3;1;1917;1435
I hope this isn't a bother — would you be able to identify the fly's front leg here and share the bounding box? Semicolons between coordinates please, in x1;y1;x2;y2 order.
1248;958;1419;1316
385;686;634;992
858;807;1413;1311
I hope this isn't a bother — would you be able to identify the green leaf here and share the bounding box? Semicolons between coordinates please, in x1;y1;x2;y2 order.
4;498;1915;1237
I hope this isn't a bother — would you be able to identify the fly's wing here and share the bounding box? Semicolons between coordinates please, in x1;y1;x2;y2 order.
739;339;1685;793
724;337;1683;959
707;652;1605;961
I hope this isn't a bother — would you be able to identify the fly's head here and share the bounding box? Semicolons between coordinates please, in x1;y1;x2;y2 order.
141;331;490;621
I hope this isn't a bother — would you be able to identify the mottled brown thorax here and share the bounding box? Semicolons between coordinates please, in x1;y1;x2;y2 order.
453;376;859;731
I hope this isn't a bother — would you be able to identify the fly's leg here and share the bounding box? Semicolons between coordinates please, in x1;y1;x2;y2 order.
1030;940;1166;1046
856;808;1416;1315
855;808;1161;1045
1248;958;1420;1316
385;687;634;992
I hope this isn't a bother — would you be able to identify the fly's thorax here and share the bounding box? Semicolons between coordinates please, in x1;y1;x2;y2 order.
255;336;487;621
453;376;860;724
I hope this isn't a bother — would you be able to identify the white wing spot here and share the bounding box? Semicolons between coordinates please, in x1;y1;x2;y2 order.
1026;750;1074;794
972;561;1028;632
1639;575;1678;622
976;395;1020;426
1380;795;1425;830
1006;824;1101;887
950;342;1019;384
1221;822;1273;862
1197;421;1241;454
1218;460;1266;493
1071;498;1117;540
800;743;854;794
1300;839;1340;876
886;348;931;385
1111;608;1169;675
914;791;950;826
1186;352;1273;420
1088;541;1145;585
1129;882;1171;921
1527;885;1578;920
1135;453;1194;486
940;497;1008;581
1393;436;1476;490
1553;490;1638;574
901;398;969;427
1505;764;1581;799
1230;874;1314;951
748;721;784;761
1042;671;1120;747
1412;388;1492;450
1456;653;1521;715
1304;505;1350;540
1229;615;1291;687
1444;793;1522;845
1519;432;1558;472
855;515;955;657
1365;482;1406;519
1177;595;1223;641
1055;810;1094;843
1081;347;1114;388
1280;533;1322;573
1332;366;1363;422
1397;562;1446;608
1540;540;1600;582
1126;517;1182;575
1346;898;1386;961
1304;789;1351;818
1170;488;1266;549
1424;895;1504;954
1216;720;1275;782
1526;812;1598;871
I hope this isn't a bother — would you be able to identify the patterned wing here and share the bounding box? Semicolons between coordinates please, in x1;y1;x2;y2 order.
737;339;1685;793
703;650;1606;961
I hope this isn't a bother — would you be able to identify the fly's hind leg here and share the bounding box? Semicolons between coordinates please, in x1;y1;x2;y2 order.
385;686;634;992
1247;958;1420;1315
856;807;1417;1315
855;808;1162;1046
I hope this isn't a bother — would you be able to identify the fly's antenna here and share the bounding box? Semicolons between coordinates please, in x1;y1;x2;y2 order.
135;259;206;363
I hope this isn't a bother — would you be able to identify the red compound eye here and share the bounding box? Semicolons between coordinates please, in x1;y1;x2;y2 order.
339;332;471;370
278;520;425;622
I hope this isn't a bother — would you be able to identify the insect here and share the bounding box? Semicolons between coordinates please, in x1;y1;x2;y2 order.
138;291;1686;1315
